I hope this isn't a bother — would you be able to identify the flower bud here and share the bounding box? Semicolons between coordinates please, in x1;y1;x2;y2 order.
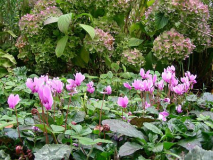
71;121;77;125
16;146;23;155
103;124;110;132
31;108;38;115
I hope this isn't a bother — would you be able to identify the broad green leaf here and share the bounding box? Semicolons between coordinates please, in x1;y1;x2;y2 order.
119;142;142;157
143;122;163;135
58;13;73;34
128;38;143;47
51;125;65;133
55;35;68;57
102;119;144;139
155;13;168;30
34;144;71;160
44;17;59;25
0;67;8;78
79;24;95;39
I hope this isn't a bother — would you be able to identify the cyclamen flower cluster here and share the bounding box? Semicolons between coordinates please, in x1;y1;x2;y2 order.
121;49;146;69
145;0;211;51
122;66;197;121
95;28;115;50
153;28;196;64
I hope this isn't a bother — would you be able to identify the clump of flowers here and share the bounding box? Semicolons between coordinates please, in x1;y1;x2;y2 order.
121;48;146;69
19;1;62;36
84;28;115;57
153;28;196;64
145;0;211;51
106;0;133;17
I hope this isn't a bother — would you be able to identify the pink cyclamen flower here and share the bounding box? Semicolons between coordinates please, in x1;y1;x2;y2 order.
38;85;53;110
66;79;76;91
140;68;151;79
162;71;172;83
176;105;183;113
51;78;64;94
104;85;112;95
163;98;170;103
123;82;131;90
157;80;164;90
117;96;129;108
158;111;169;121
87;81;95;94
26;78;35;93
132;80;143;90
74;72;85;86
7;94;20;109
145;101;151;109
173;84;185;95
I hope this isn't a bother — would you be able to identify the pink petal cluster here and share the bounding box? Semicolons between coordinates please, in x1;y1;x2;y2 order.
7;94;21;109
176;105;183;113
145;101;151;109
104;86;112;95
158;111;169;121
87;81;95;94
51;78;64;94
74;73;85;86
38;85;53;110
117;96;129;108
123;82;132;90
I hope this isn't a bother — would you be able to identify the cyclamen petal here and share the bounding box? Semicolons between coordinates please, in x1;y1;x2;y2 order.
117;96;129;108
38;85;53;111
74;73;85;86
123;82;131;90
8;94;20;109
158;111;169;121
176;105;183;113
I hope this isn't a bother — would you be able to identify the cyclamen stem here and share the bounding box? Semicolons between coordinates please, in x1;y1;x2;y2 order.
15;106;22;143
99;94;105;136
65;96;72;130
41;104;49;144
141;92;145;116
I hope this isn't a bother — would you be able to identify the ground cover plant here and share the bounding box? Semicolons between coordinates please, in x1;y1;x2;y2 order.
0;0;213;160
0;66;213;160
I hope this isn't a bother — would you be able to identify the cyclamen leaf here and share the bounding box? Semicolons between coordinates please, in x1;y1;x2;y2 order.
55;35;68;57
143;122;163;135
119;142;142;157
34;144;71;160
128;38;143;47
102;119;144;139
58;13;73;34
79;24;95;39
73;137;112;146
185;146;213;160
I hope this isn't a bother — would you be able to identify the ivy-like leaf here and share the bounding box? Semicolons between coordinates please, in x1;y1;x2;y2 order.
184;146;213;160
119;142;142;157
34;144;71;160
102;119;144;139
143;122;163;135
